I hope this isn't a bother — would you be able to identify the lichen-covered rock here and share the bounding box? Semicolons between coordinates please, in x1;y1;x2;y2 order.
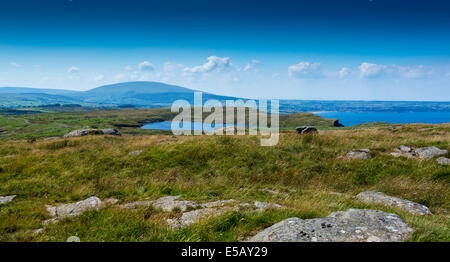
345;149;371;159
413;146;447;159
0;195;16;205
248;209;414;242
356;191;432;215
437;157;450;165
44;196;103;224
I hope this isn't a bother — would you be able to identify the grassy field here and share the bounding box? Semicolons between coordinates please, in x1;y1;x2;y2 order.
0;119;448;242
0;108;338;140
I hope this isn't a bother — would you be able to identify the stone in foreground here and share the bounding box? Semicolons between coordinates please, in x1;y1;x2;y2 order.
0;195;16;205
437;157;450;165
248;209;414;242
356;191;432;215
413;146;447;159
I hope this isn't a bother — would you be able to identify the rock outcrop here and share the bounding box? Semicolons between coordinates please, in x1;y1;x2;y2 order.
413;146;447;159
120;195;197;212
0;195;16;205
296;126;318;134
43;196;104;225
63;128;121;138
248;209;414;242
64;129;91;138
356;191;432;215
344;149;371;160
167;207;230;228
333;120;344;127
390;145;447;160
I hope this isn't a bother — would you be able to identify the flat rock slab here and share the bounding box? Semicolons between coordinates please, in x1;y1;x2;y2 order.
437;157;450;165
356;191;432;215
248;209;414;242
0;195;16;205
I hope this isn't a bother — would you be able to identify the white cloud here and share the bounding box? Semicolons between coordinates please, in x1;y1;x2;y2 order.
272;73;280;78
124;66;133;71
68;66;80;74
184;56;232;74
288;62;323;78
10;62;20;67
243;59;260;72
138;61;155;71
163;62;183;72
94;74;105;81
397;65;432;79
338;67;351;78
358;62;389;78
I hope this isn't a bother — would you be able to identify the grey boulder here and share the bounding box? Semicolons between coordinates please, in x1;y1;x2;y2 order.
296;126;318;134
248;209;414;242
356;191;432;215
413;146;447;159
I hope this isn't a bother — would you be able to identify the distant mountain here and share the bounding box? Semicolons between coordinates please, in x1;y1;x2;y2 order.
0;81;241;108
0;87;80;96
1;81;449;112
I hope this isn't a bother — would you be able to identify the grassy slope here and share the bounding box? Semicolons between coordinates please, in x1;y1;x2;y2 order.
0;124;449;242
0;108;337;140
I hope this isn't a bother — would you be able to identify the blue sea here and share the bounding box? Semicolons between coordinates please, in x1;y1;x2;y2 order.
142;112;450;130
314;111;450;126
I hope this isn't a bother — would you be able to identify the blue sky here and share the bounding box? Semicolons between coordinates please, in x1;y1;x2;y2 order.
0;0;449;100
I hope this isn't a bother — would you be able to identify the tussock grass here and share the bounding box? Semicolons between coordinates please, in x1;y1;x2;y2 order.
0;123;449;241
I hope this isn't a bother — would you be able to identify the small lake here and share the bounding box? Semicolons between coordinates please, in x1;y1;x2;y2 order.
141;121;253;132
314;111;450;126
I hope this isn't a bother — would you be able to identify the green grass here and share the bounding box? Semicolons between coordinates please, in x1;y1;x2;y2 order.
0;122;449;242
0;108;339;140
